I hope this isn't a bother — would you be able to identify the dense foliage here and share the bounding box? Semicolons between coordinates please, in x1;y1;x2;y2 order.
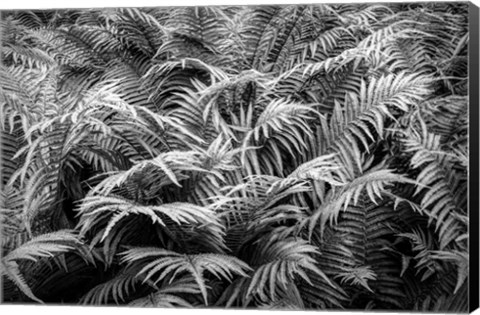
0;2;470;311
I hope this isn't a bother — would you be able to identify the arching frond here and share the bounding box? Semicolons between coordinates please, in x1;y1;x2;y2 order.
308;165;415;238
80;265;140;305
127;278;199;308
399;114;467;249
78;196;224;242
2;230;80;263
217;237;334;307
419;96;468;147
1;230;81;303
89;150;205;196
246;238;332;302
120;247;251;305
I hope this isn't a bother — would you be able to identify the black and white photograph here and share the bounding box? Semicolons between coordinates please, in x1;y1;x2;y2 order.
0;1;477;313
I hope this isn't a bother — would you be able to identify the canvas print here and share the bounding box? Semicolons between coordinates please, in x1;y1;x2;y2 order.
0;1;474;312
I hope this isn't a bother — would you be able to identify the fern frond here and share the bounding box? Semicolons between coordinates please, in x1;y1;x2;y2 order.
80;266;139;305
419;96;468;147
336;265;377;293
2;230;80;263
120;247;251;305
78;196;222;238
430;250;468;294
237;98;318;176
77;195;226;259
1;230;81;303
399;114;467;248
1;260;43;303
89;150;205;196
128;287;195;308
309;167;415;237
245;238;332;302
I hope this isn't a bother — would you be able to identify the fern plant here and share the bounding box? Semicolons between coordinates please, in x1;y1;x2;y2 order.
0;2;470;311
